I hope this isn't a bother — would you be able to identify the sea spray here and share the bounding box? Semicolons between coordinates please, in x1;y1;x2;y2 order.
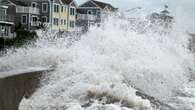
0;16;194;110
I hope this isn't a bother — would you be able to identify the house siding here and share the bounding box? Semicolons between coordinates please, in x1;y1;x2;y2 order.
51;3;69;31
0;6;14;38
76;0;116;32
2;0;77;33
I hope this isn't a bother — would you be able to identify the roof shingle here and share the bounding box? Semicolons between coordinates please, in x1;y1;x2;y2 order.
92;0;116;10
61;0;73;5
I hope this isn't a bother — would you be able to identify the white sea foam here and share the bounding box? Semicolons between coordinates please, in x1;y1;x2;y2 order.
0;16;195;110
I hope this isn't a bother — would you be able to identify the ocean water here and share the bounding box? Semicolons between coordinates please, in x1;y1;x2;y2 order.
0;16;194;110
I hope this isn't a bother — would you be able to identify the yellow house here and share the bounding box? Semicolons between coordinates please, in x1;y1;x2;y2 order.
49;0;77;32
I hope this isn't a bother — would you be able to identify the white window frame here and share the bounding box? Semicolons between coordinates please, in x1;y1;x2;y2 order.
87;10;92;15
0;8;6;15
69;20;75;28
69;7;75;16
54;4;60;13
21;15;27;24
96;10;101;15
42;3;48;13
53;18;59;26
32;15;38;22
64;19;66;25
42;16;48;23
61;19;63;25
64;5;66;12
31;2;37;8
61;6;63;12
1;26;5;33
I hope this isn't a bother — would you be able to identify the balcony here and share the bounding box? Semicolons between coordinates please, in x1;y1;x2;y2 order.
77;14;96;21
0;14;14;23
16;6;40;14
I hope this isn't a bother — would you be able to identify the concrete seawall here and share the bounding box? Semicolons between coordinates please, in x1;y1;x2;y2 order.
0;67;176;110
0;67;51;110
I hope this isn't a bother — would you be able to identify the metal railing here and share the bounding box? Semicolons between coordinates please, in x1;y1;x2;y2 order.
0;14;14;22
77;14;96;21
16;6;40;14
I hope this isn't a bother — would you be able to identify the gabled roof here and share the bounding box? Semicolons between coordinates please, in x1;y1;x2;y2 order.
9;0;27;6
92;0;114;9
79;0;117;11
161;10;169;14
0;0;10;5
61;0;72;4
61;0;77;7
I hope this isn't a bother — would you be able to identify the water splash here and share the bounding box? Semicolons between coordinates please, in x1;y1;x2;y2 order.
0;16;194;110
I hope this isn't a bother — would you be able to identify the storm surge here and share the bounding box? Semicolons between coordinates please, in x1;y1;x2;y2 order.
0;16;195;110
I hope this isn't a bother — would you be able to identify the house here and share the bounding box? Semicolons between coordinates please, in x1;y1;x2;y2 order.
0;0;14;38
63;0;77;32
146;5;174;33
5;0;77;32
76;0;117;32
36;0;77;32
5;0;41;30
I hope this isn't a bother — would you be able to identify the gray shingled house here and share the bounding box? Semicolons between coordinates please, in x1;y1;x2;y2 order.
76;0;117;32
6;0;42;30
0;0;14;38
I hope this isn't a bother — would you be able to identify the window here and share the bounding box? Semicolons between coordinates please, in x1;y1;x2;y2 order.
70;8;75;16
42;3;48;13
54;4;59;13
61;6;63;12
69;21;75;28
0;9;6;15
87;10;92;15
64;19;66;25
32;16;38;22
42;16;47;22
21;15;27;24
32;16;38;26
1;26;8;36
97;11;101;18
61;19;63;25
1;26;4;32
32;2;37;8
64;6;66;12
53;18;59;25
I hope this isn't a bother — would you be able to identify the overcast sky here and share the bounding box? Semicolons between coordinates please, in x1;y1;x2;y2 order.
76;0;195;32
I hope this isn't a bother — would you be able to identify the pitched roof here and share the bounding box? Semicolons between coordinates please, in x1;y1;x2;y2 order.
9;0;27;6
0;0;10;5
91;0;116;10
61;0;73;4
161;10;169;14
